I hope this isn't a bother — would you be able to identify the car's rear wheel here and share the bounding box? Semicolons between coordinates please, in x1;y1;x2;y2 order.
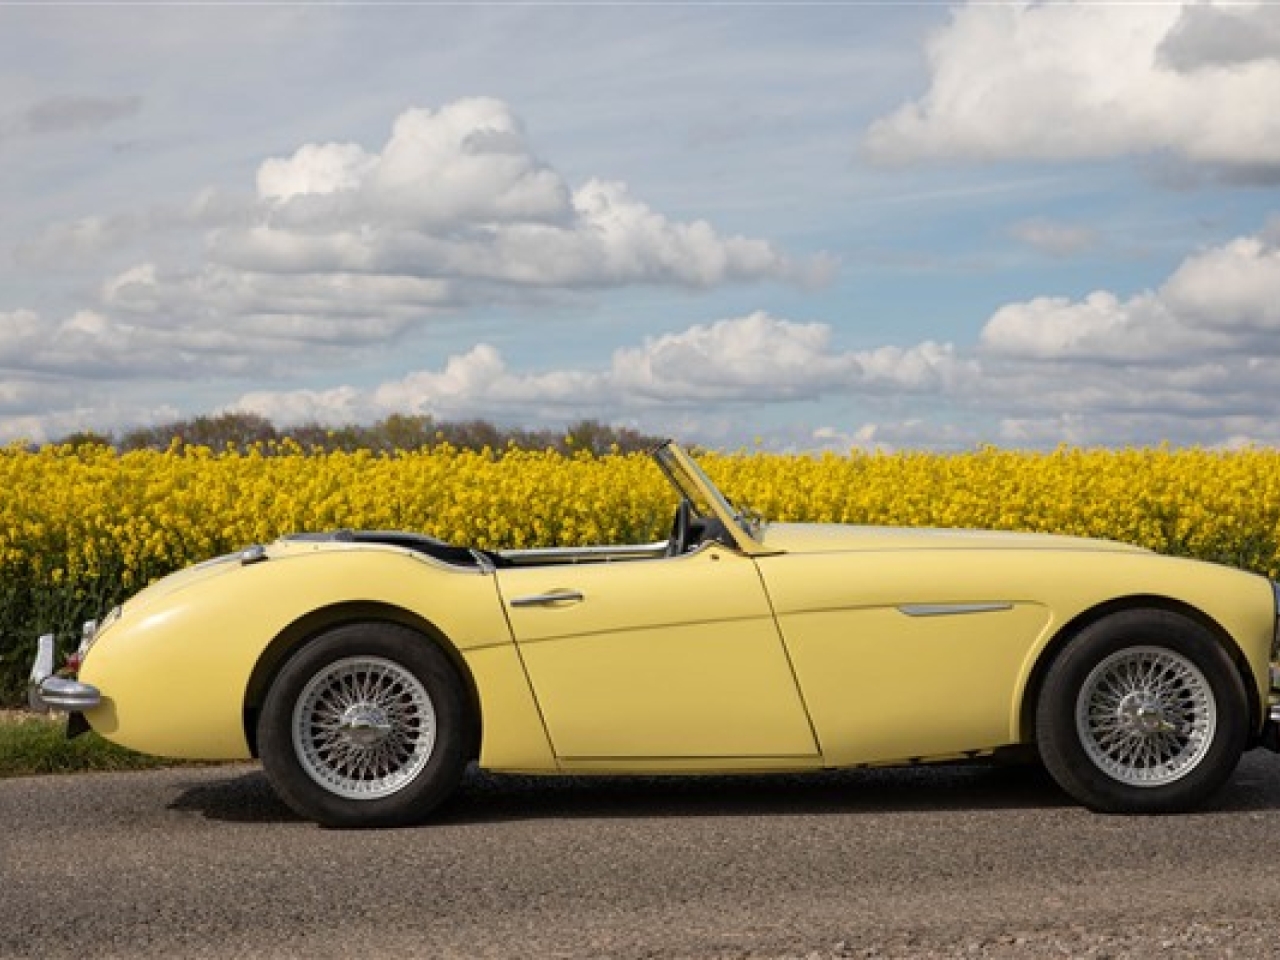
1036;609;1247;813
258;622;470;827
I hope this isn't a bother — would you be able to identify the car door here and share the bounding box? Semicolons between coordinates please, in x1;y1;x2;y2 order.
755;551;1053;766
495;546;819;763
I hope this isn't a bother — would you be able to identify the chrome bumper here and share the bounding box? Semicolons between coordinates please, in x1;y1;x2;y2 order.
28;634;101;713
1264;665;1280;752
1272;664;1280;726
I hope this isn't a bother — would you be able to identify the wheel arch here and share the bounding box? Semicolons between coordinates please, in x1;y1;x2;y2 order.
1018;594;1261;745
241;601;483;760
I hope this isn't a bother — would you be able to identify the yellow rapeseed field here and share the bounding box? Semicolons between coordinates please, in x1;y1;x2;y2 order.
3;440;1280;699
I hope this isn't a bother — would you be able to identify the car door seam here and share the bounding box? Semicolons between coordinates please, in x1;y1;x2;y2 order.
750;558;825;761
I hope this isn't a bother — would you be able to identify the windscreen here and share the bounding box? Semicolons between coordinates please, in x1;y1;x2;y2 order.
651;442;773;555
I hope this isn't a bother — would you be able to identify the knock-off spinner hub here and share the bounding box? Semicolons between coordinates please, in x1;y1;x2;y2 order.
1118;692;1176;735
338;705;394;747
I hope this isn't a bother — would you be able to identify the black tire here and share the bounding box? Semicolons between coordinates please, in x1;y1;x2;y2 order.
1036;609;1247;813
257;622;471;828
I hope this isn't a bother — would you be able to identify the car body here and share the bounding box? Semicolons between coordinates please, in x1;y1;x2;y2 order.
31;441;1280;826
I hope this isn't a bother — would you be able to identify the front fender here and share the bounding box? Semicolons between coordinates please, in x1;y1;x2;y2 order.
78;547;519;760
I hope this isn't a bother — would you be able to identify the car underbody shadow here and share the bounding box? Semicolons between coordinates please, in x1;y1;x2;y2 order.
167;766;302;823
168;751;1280;826
169;760;1069;825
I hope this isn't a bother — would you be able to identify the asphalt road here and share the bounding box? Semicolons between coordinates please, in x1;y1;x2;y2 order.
3;755;1280;960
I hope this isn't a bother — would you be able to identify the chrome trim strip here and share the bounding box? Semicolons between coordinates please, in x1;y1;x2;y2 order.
500;541;669;565
898;603;1014;618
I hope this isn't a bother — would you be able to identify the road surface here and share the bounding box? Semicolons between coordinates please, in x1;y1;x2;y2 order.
3;756;1280;958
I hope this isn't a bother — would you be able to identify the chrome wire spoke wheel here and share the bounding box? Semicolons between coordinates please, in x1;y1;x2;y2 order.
1075;645;1215;788
292;656;437;800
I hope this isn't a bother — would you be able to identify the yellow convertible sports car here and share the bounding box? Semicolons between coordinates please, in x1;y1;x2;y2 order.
30;442;1280;826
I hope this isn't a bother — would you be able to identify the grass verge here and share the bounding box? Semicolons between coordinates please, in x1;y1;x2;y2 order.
0;709;187;778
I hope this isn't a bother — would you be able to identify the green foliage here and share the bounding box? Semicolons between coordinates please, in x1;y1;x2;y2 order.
101;413;662;456
0;712;182;777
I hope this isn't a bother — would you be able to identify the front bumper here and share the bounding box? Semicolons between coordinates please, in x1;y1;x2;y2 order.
1271;664;1280;726
28;634;101;713
1262;664;1280;753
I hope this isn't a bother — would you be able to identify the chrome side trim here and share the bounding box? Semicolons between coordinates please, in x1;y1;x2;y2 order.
898;603;1014;618
500;541;669;564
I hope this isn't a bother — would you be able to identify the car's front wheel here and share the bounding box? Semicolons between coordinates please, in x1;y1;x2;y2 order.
258;622;470;827
1036;609;1248;813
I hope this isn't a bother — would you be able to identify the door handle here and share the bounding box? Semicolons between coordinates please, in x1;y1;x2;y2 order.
509;590;585;608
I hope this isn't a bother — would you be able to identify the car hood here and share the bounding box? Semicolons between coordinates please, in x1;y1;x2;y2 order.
758;522;1149;555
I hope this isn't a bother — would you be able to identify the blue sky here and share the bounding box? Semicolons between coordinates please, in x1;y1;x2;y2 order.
3;1;1280;450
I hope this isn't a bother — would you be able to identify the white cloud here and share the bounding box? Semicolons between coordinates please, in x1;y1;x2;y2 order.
212;103;810;288
257;142;376;203
980;231;1280;361
226;98;806;292
228;311;967;427
612;313;964;401
228;385;372;428
101;261;449;346
1160;236;1280;333
0;95;832;444
0;381;181;443
12;225;1280;450
46;98;823;370
810;419;993;454
864;1;1280;172
0;306;266;380
225;224;1280;450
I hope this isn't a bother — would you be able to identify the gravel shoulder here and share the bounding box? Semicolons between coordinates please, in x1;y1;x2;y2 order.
3;756;1280;959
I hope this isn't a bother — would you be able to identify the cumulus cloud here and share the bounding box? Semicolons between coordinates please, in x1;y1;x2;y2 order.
257;142;377;203
863;1;1280;173
0;307;266;380
810;421;982;454
955;223;1280;446
101;261;449;347
208;100;811;292
16;190;258;269
44;98;822;366
13;223;1280;449
228;312;968;427
0;398;182;445
980;232;1280;361
221;223;1280;450
0;98;833;444
1157;3;1280;71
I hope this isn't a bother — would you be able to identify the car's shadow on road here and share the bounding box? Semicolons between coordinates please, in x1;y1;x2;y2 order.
167;752;1280;826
